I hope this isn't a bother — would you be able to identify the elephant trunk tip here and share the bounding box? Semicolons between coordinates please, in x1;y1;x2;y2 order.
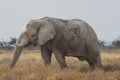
9;62;15;68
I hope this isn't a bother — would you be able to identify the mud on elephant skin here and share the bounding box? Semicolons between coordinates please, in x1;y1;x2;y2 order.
10;17;103;71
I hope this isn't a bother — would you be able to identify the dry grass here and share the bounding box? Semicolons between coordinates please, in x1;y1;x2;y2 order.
0;49;120;80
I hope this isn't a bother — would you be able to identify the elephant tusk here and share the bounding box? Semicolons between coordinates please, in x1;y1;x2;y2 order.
16;44;24;47
10;44;25;48
10;44;16;48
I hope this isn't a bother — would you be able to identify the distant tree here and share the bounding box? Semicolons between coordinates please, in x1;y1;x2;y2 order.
98;40;105;47
112;37;120;47
0;38;17;49
8;38;17;45
0;41;4;48
0;40;8;49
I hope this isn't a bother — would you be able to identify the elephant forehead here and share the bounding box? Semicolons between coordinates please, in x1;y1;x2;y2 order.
26;20;39;28
26;29;36;35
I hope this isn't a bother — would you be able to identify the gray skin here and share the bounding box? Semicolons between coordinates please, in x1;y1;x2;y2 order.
10;17;103;71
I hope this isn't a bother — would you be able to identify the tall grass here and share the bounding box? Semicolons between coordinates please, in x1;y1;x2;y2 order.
0;49;120;80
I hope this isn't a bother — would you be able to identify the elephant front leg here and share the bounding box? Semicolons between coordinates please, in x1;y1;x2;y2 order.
53;50;67;70
41;47;52;67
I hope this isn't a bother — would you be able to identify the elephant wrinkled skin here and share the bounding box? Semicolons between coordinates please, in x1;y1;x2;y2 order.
10;17;103;71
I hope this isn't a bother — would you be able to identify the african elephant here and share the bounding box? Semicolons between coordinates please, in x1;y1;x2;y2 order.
10;17;103;71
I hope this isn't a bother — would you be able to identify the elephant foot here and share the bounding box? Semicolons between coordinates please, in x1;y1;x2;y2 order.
94;57;104;72
95;62;104;72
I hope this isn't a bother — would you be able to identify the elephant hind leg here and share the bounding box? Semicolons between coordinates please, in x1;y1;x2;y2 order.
77;56;95;70
95;62;104;71
86;45;104;71
86;58;95;70
87;56;104;71
94;57;104;71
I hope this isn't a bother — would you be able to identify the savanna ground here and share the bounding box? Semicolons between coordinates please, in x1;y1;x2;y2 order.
0;49;120;80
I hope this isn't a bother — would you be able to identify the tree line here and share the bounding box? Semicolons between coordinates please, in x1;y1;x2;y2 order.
0;38;16;49
99;37;120;48
0;37;120;49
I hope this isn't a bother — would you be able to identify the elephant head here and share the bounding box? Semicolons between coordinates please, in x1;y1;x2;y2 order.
10;17;56;68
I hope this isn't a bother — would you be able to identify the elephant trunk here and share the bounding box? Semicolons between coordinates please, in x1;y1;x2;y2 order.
10;32;29;68
10;46;23;68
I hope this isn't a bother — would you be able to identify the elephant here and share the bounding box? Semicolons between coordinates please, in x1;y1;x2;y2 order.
10;17;103;71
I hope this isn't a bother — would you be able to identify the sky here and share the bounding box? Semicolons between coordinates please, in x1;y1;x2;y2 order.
0;0;120;41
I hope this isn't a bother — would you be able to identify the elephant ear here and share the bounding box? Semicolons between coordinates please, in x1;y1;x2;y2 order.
37;22;56;45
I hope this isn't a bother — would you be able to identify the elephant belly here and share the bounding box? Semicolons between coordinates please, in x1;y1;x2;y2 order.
63;41;86;56
65;45;86;57
65;52;85;56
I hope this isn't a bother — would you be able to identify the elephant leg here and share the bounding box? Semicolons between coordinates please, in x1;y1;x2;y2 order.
86;46;104;71
77;56;95;70
87;56;104;71
86;59;95;70
94;56;104;71
41;47;52;67
53;50;67;70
